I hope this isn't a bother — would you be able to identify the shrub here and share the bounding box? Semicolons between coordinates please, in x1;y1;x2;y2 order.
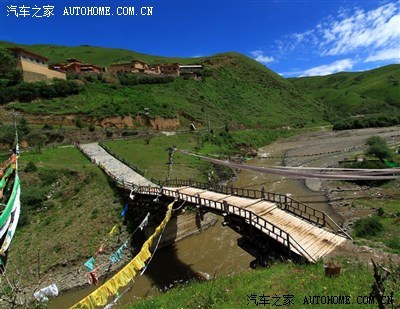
21;186;49;209
353;216;384;238
121;130;138;136
75;117;84;129
38;169;57;185
42;124;54;130
106;130;113;138
88;124;95;132
386;237;400;252
365;136;393;161
24;161;37;173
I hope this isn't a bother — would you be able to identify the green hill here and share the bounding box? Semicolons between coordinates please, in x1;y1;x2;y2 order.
289;65;400;121
0;41;326;129
2;41;399;130
0;41;201;66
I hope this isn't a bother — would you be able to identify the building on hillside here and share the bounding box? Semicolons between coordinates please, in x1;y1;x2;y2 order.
179;65;202;74
50;58;101;74
8;47;66;82
107;60;159;74
159;64;180;76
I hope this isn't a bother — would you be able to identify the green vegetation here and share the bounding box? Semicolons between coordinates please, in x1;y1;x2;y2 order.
353;216;384;237
103;129;295;181
365;136;394;161
122;259;399;309
10;147;124;286
0;80;82;104
0;46;22;86
332;113;400;130
352;196;400;254
0;41;207;67
1;41;326;128
289;65;400;129
2;41;399;131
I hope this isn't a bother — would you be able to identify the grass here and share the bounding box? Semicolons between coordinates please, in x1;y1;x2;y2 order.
103;133;217;182
8;147;124;286
289;64;400;122
352;196;400;254
0;40;210;67
2;42;400;132
102;129;297;182
2;41;327;129
122;258;399;309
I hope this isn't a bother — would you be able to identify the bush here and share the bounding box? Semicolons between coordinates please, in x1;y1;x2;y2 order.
365;136;393;161
353;216;384;238
386;237;400;252
21;186;49;209
75;117;84;129
24;161;37;173
121;130;138;136
38;169;57;185
333;114;400;130
106;130;113;138
42;124;54;130
88;124;95;132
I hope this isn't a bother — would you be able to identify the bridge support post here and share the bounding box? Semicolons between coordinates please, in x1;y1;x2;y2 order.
223;200;229;214
195;194;203;221
286;234;291;259
322;213;326;227
261;186;266;199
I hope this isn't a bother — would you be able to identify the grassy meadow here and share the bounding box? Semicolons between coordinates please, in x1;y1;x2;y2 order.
8;147;124;286
123;258;399;309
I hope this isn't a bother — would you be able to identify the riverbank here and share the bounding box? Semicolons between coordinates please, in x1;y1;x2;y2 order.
253;126;400;264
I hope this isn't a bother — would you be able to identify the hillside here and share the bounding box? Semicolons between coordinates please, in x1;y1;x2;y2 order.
289;65;400;121
0;41;202;66
1;41;326;129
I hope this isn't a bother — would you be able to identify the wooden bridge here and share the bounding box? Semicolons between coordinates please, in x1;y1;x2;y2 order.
118;178;352;263
79;144;352;263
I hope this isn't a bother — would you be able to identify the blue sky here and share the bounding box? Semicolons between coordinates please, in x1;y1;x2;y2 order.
1;0;399;77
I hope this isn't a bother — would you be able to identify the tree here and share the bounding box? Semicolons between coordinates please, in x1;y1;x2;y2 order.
17;117;30;137
0;125;15;148
27;132;47;153
365;136;394;161
0;47;22;85
74;117;84;130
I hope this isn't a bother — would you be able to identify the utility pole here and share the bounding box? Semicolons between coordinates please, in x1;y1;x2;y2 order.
167;146;174;180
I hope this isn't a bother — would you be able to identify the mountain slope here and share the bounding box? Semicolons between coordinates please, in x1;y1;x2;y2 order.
0;41;202;66
289;65;400;121
1;42;326;129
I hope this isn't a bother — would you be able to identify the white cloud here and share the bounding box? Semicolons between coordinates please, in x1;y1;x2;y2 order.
320;3;400;56
365;48;400;62
277;1;400;63
300;59;355;76
249;50;275;64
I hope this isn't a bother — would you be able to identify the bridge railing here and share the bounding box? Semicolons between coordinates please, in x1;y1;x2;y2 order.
161;178;351;239
136;185;316;262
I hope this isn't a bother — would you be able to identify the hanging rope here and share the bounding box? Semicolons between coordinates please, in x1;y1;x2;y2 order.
176;149;400;180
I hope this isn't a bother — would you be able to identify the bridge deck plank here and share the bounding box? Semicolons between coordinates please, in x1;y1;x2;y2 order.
151;186;347;262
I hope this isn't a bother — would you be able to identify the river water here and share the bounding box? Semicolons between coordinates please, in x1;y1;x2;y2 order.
50;137;343;309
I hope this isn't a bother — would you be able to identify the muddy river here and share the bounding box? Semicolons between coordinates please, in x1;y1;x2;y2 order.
50;126;400;308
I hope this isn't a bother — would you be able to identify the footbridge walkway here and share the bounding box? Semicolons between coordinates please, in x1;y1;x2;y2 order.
79;143;352;263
